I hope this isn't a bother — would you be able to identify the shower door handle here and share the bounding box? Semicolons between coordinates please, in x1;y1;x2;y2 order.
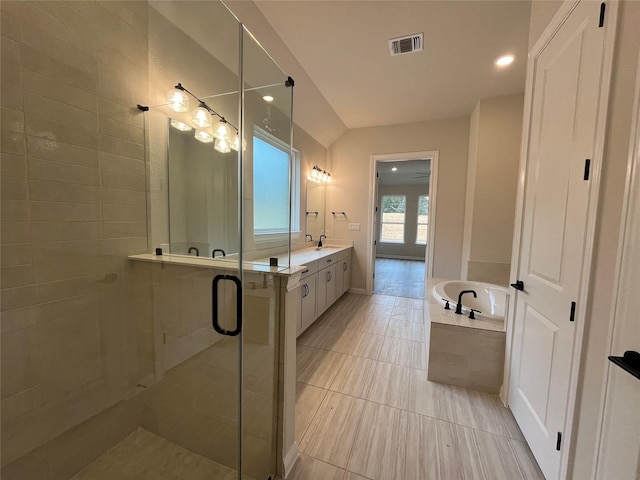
211;274;242;336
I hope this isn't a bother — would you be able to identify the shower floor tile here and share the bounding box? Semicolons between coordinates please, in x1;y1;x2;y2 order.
70;428;239;480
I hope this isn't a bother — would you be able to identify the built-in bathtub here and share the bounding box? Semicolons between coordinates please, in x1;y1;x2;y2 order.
427;280;509;393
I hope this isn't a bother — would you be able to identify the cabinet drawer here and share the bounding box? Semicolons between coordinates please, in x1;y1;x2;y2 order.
319;253;338;268
338;248;352;261
299;260;318;278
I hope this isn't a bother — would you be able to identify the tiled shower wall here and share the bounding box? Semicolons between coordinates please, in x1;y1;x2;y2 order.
0;0;153;472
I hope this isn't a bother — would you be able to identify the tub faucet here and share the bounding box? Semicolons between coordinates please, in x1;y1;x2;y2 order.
456;290;477;315
188;247;199;256
305;234;313;242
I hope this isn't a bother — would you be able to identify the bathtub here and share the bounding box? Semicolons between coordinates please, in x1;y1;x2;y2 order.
432;280;508;321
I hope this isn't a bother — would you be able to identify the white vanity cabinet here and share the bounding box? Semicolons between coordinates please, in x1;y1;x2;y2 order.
298;261;318;335
293;246;352;337
316;254;338;316
336;250;352;297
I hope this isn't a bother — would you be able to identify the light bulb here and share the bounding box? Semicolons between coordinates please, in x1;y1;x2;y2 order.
214;137;231;153
230;133;246;152
213;119;232;140
495;55;515;67
166;88;189;112
327;173;331;183
191;106;211;128
194;130;214;143
170;119;193;132
263;95;274;102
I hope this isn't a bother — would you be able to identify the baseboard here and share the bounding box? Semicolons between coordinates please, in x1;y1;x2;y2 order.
376;254;425;261
282;441;299;477
349;287;366;295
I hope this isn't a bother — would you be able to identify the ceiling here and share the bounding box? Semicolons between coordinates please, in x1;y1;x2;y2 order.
378;159;430;186
254;0;531;130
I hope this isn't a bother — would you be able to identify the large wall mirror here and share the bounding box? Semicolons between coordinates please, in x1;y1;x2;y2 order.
305;180;325;239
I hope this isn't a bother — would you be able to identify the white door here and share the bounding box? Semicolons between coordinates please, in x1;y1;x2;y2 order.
508;2;612;479
595;50;640;480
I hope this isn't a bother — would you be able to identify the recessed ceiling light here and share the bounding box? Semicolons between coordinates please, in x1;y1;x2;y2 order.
263;95;274;102
495;55;515;67
391;167;398;172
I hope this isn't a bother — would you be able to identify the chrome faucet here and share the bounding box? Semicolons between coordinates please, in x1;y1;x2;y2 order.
188;247;199;256
305;234;313;242
455;290;477;314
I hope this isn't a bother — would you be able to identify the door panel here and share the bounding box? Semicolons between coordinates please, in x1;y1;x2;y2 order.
508;2;609;479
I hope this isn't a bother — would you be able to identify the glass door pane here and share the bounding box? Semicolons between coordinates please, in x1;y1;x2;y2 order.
240;24;293;479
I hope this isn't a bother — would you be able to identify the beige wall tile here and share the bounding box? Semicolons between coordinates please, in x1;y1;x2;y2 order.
101;187;146;207
31;221;103;242
102;205;146;222
104;237;147;255
1;129;26;156
1;222;31;244
29;180;100;203
0;306;37;333
2;107;25;133
101;170;145;192
1;176;28;200
22;68;98;113
2;200;29;221
2;60;23;94
32;239;104;264
99;151;145;176
30;201;102;222
1;385;43;421
98;97;144;129
1;266;35;289
24;92;98;133
1;153;27;178
25;115;99;150
28;155;101;190
103;222;146;239
26;136;99;168
99;134;144;161
1;346;41;397
99;116;144;145
1;244;32;267
1;85;24;111
1;35;21;64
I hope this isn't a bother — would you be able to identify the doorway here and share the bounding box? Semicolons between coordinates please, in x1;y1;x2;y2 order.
367;152;439;297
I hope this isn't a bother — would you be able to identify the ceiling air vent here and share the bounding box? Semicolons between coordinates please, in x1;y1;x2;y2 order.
389;33;423;56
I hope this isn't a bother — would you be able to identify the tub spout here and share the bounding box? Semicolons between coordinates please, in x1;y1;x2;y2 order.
456;290;477;315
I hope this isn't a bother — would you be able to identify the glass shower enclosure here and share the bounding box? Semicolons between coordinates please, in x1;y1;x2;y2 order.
0;1;293;479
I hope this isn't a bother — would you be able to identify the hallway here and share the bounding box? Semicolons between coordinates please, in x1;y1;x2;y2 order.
373;259;426;299
292;292;543;480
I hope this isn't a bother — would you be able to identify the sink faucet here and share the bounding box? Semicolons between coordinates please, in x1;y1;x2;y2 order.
455;290;477;315
212;249;226;258
318;234;327;247
188;247;199;256
305;234;313;242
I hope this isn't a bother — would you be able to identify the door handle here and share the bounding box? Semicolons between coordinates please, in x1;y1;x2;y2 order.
510;280;524;291
343;262;348;271
608;351;640;380
302;283;309;298
211;274;242;336
327;271;332;282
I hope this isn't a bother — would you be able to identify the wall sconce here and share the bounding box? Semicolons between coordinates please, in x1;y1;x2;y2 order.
307;165;331;183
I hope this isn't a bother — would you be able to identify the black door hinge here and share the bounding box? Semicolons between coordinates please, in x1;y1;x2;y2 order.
376;172;379;178
570;301;576;322
584;159;591;180
556;432;562;451
375;206;378;212
599;3;606;27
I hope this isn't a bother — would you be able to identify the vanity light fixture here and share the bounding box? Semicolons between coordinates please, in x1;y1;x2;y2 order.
191;104;212;128
230;133;247;152
214;137;231;153
212;118;232;141
307;165;332;184
495;54;515;67
166;87;189;112
170;119;193;132
194;130;214;143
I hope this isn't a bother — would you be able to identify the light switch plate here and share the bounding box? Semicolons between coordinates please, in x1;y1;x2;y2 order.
348;223;361;231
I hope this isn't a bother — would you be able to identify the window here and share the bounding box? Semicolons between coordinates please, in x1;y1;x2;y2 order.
416;195;429;245
253;128;300;235
380;195;406;243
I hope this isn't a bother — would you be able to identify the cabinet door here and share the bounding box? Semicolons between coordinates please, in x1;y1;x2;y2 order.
325;264;337;308
339;256;351;296
317;265;336;315
301;274;318;331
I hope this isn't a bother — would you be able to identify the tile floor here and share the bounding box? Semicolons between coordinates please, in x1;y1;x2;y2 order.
291;292;544;480
373;259;426;299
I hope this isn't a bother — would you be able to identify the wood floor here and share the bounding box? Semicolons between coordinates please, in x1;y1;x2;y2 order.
292;292;544;480
373;258;425;299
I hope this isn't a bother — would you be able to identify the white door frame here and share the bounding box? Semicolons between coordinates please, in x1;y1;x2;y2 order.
593;47;640;479
503;1;618;478
366;150;439;295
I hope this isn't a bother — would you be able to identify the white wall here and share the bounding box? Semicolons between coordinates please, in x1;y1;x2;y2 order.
525;2;640;478
328;117;470;290
376;184;428;260
462;94;524;284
